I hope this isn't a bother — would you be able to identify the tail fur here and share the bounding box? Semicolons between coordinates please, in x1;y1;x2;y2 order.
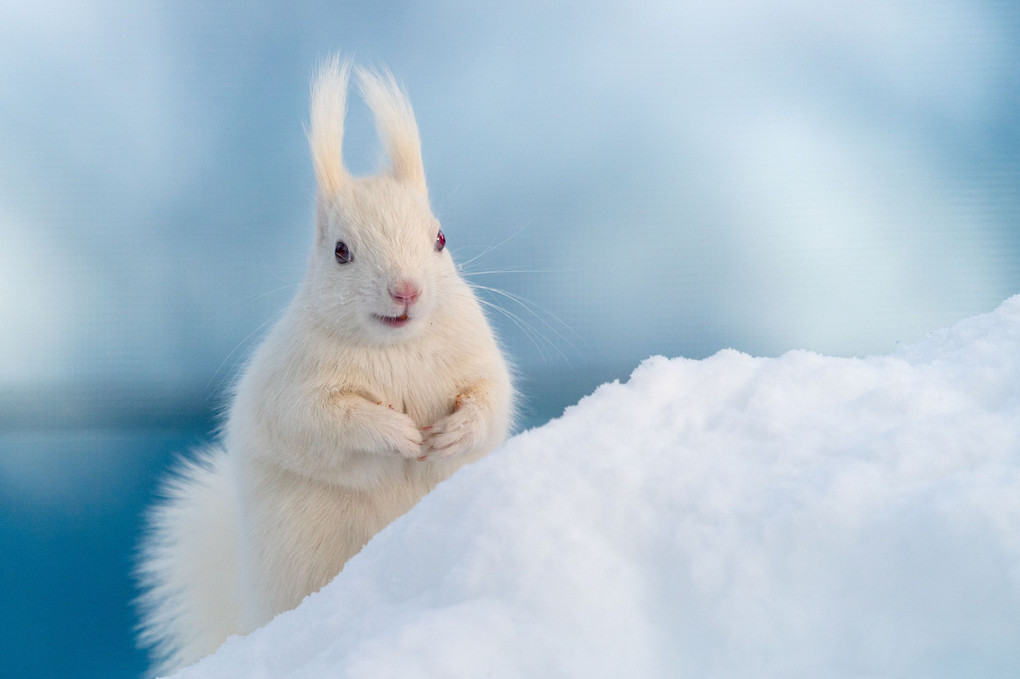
134;447;240;676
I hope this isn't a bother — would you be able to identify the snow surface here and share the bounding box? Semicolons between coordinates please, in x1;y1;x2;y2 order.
174;297;1020;679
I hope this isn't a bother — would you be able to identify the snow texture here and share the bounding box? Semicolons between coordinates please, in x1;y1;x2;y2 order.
173;296;1020;678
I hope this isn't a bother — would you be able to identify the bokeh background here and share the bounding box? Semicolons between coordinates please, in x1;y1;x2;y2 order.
2;1;1018;676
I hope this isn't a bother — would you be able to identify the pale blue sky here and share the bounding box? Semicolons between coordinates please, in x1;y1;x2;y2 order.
2;0;1018;396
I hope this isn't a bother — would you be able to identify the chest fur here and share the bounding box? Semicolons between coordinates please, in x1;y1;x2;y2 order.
321;343;460;427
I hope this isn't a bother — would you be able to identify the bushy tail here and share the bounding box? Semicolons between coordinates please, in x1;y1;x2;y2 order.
135;447;240;676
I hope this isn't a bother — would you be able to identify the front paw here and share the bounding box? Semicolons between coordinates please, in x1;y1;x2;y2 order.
370;404;424;460
419;400;483;462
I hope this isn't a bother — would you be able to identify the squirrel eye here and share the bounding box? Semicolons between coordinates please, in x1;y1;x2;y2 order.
435;230;446;252
334;241;353;264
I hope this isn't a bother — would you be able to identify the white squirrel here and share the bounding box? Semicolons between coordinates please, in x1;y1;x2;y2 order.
135;56;514;676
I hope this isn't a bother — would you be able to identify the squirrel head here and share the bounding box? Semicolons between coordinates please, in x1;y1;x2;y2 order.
302;57;457;345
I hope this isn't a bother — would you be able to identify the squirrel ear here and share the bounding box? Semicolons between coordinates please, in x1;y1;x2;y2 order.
308;55;352;196
357;66;427;194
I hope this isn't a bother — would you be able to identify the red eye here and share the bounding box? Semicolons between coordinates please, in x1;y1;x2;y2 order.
435;230;446;252
334;241;352;264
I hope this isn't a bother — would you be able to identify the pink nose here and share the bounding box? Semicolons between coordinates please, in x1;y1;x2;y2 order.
389;279;421;306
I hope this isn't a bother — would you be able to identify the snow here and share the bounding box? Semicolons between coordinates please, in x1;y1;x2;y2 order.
174;296;1020;678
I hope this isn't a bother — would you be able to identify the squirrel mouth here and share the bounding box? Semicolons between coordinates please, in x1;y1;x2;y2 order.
374;313;411;328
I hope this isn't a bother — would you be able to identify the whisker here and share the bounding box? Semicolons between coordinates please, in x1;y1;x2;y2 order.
223;283;301;308
205;309;286;393
252;255;305;283
469;282;586;351
434;175;464;213
456;220;533;270
476;297;567;364
451;221;585;364
460;267;584;276
461;265;534;273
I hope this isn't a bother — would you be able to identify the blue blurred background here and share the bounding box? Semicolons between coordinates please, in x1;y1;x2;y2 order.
1;1;1018;676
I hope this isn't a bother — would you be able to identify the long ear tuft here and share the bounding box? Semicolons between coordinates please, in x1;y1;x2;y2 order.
309;55;352;195
357;66;427;193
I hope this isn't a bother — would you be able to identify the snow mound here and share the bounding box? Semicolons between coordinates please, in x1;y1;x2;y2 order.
175;297;1020;678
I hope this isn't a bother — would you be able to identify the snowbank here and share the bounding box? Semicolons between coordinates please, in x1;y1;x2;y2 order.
175;297;1020;678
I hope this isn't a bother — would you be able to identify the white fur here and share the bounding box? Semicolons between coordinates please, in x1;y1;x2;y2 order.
135;56;514;676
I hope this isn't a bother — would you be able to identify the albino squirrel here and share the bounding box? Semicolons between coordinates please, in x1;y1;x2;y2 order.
135;57;514;675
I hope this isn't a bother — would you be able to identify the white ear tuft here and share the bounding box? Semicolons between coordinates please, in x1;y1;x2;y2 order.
357;66;427;193
309;55;353;195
